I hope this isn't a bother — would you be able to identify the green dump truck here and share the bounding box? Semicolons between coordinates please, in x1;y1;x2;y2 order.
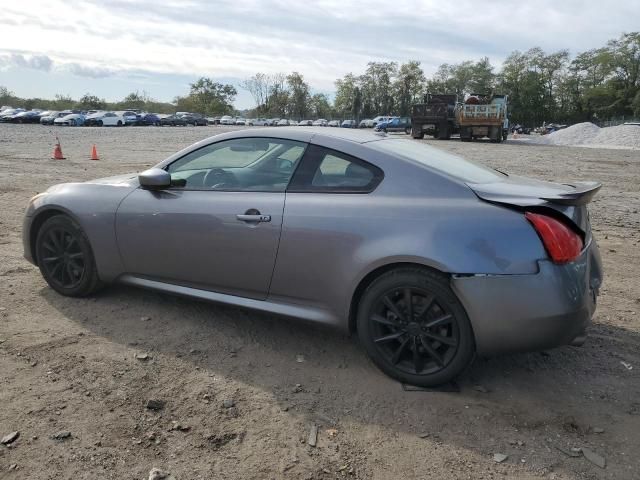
410;94;458;140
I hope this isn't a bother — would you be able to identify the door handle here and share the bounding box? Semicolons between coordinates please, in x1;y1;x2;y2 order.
236;214;271;223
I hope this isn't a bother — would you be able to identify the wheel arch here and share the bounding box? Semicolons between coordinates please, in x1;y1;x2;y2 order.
348;261;450;334
29;207;82;266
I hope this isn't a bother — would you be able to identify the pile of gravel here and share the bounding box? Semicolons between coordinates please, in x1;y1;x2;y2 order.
588;124;640;149
528;122;639;149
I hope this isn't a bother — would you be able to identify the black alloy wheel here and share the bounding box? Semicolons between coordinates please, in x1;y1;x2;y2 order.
35;215;102;296
357;268;475;386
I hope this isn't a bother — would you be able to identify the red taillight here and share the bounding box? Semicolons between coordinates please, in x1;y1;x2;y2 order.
525;212;583;264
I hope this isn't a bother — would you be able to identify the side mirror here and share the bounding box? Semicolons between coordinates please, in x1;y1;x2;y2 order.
139;168;171;190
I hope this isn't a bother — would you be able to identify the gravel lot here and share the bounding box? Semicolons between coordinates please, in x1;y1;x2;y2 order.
1;124;639;480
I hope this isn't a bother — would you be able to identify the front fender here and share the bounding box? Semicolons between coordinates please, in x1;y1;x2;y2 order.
24;181;138;282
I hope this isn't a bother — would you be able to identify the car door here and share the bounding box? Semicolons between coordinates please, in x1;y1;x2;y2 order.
115;137;307;300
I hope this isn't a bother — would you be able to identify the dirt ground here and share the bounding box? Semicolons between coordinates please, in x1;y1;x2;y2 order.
0;124;639;480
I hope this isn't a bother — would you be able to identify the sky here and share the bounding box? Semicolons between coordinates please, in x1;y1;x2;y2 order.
1;0;638;109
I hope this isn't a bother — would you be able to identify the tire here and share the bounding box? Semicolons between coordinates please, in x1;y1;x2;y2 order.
69;119;76;126
357;267;475;387
35;215;103;297
97;120;103;127
404;127;411;135
411;126;424;139
117;121;122;126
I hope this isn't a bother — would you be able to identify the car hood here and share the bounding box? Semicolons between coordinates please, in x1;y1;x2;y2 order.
84;172;140;187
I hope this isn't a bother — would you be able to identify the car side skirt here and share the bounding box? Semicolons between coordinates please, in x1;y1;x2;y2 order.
118;274;341;326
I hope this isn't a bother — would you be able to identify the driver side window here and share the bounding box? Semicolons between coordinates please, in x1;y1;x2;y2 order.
167;138;306;192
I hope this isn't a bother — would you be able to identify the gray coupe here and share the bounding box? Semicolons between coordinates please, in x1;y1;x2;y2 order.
23;128;603;386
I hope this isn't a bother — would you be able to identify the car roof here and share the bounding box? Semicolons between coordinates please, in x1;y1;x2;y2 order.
229;126;389;145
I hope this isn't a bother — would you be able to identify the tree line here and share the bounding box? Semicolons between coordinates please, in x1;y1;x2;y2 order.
2;32;638;126
243;32;639;125
0;78;238;117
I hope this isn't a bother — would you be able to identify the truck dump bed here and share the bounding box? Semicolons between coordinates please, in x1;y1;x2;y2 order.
456;95;507;126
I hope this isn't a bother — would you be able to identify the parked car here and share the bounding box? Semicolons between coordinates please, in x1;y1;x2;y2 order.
327;120;340;127
235;118;247;126
277;119;290;126
248;118;269;126
341;120;357;128
207;116;221;125
0;108;25;122
117;111;139;125
298;120;313;126
160;114;187;126
289;120;299;126
359;119;371;128
83;111;106;126
41;111;73;125
23;128;603;387
219;115;235;125
181;113;208;126
53;113;85;126
312;119;328;126
375;117;411;134
85;111;126;127
366;116;392;128
10;109;43;123
137;113;161;126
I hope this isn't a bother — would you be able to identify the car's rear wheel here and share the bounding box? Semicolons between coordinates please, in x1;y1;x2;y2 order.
357;268;475;387
117;120;122;126
35;215;102;297
97;120;103;127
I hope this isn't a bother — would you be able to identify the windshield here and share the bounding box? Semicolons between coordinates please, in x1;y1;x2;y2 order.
370;139;505;184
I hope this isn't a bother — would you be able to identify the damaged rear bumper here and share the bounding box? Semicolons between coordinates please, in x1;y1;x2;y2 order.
451;240;603;356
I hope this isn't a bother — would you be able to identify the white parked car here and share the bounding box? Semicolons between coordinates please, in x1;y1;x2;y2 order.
366;116;392;128
328;120;340;127
54;113;85;126
235;118;246;125
277;119;290;126
289;120;299;126
312;119;328;126
219;115;235;125
250;118;269;126
298;120;313;126
115;111;139;125
86;111;126;127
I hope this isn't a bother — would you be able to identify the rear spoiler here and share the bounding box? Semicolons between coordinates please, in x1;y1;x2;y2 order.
539;182;601;206
467;180;602;207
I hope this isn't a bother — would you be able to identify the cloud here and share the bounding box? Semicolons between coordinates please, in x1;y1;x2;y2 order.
0;0;638;105
0;53;53;72
63;63;115;79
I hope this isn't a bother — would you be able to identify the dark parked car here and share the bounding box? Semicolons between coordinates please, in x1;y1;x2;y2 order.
181;113;208;126
23;127;603;387
136;113;161;126
375;117;411;134
160;115;187;126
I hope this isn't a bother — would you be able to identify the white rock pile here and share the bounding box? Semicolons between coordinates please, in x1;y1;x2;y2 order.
528;122;640;149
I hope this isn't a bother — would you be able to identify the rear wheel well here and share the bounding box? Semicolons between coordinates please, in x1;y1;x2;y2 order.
348;262;449;334
29;209;68;265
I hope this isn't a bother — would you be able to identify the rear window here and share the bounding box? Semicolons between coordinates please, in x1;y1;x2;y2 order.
370;139;504;184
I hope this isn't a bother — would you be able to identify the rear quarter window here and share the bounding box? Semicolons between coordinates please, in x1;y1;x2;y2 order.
370;139;504;184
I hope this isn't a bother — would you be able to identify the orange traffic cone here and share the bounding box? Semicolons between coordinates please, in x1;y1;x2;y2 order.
90;144;99;160
52;138;65;160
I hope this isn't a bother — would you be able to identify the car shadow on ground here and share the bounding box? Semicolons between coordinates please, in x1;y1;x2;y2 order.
41;283;640;474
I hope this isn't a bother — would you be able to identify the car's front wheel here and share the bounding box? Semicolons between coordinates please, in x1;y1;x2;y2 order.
35;215;103;297
357;268;475;387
